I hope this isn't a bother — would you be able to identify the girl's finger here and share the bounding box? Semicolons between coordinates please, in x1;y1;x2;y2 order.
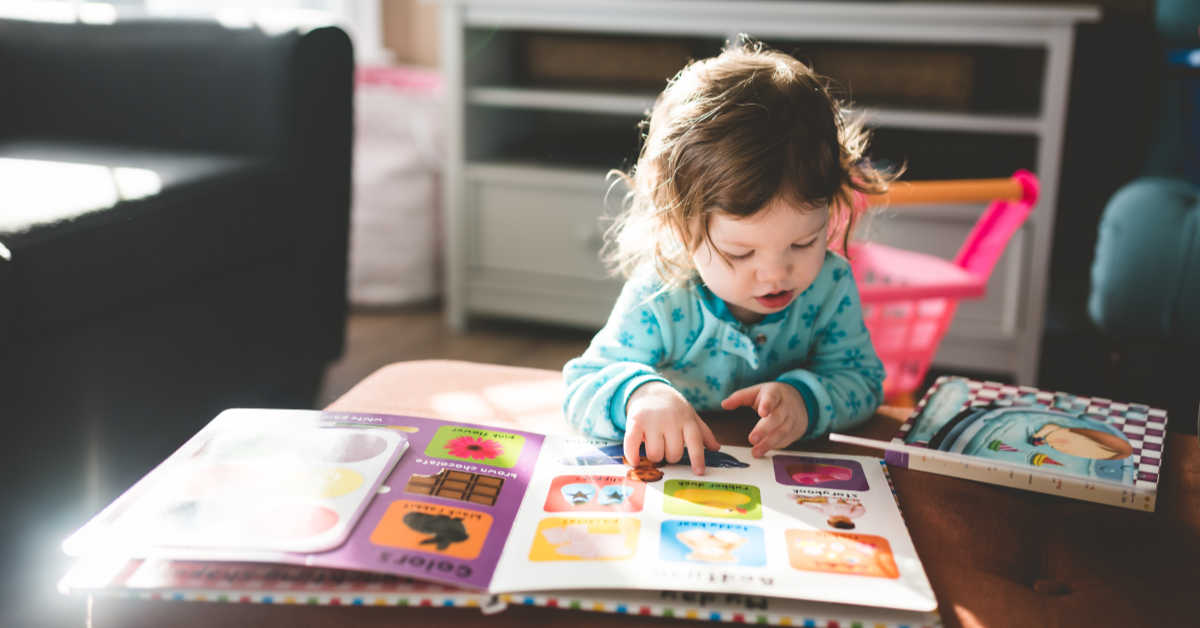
699;419;721;451
664;428;686;464
720;384;762;410
751;426;787;457
682;423;707;475
624;423;644;467
757;387;780;418
748;412;783;446
643;430;666;463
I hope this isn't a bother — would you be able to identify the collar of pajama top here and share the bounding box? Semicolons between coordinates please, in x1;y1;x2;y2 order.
693;280;793;371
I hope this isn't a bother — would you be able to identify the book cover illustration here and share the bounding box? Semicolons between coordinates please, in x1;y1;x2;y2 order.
889;376;1166;509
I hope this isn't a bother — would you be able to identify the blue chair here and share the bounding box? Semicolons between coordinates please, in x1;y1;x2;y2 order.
1088;0;1199;434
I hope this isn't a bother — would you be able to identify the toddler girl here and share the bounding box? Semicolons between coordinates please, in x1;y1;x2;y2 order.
563;43;892;474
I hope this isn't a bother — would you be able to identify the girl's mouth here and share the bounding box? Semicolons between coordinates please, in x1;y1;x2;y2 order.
755;290;795;309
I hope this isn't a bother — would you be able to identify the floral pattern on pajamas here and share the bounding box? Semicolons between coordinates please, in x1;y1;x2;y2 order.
563;251;884;442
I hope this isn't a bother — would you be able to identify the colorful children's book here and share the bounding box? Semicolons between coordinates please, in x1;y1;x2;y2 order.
831;376;1168;511
62;408;940;624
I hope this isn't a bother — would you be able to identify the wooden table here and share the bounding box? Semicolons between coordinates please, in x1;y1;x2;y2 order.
88;360;1200;628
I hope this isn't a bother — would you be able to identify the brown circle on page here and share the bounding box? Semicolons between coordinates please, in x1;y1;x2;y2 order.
623;456;665;482
626;465;664;482
828;516;856;530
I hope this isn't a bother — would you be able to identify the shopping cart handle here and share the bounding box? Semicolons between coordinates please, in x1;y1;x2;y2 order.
865;173;1035;207
859;171;1039;279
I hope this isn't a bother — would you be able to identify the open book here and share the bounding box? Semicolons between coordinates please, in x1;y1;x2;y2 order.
62;409;939;625
832;376;1168;511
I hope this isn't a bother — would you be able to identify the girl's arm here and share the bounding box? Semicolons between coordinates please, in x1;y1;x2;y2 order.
562;276;676;441
776;261;885;439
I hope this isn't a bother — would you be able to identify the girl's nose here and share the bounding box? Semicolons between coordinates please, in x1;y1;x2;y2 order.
756;256;792;282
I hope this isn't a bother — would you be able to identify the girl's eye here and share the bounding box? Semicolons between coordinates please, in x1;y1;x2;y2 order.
727;251;753;260
791;239;818;250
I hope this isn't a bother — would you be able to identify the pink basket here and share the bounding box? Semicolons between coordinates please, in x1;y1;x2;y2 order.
850;170;1039;401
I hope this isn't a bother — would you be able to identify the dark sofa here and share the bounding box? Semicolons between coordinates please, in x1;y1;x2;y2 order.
0;17;352;627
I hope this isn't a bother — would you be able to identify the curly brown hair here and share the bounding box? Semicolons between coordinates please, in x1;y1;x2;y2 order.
605;40;898;285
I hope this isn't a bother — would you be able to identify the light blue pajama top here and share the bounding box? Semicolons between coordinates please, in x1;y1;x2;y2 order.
563;251;885;442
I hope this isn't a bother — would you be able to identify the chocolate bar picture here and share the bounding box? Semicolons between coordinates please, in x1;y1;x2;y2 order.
405;469;504;506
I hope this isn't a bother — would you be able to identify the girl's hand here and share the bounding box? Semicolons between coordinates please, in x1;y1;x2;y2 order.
721;382;809;457
625;382;721;475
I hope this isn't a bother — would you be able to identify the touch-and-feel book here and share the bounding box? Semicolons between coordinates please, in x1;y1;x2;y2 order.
61;408;940;626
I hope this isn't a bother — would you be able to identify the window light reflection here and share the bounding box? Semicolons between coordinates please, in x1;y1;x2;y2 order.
429;392;498;423
0;158;162;233
78;2;116;24
0;1;115;23
429;380;566;433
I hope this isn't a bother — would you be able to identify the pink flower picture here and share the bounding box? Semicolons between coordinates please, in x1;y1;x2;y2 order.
425;426;525;468
445;436;504;460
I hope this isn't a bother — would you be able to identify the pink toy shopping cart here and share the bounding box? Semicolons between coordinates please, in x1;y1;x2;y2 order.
849;170;1039;403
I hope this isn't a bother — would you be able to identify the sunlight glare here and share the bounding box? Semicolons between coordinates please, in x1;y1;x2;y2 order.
0;1;75;22
113;166;163;200
0;158;162;233
430;392;498;423
213;8;252;29
482;380;565;416
78;3;116;24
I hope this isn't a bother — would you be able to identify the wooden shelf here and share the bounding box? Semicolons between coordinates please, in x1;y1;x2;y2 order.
465;161;611;186
469;86;654;115
469;86;1043;135
859;108;1042;135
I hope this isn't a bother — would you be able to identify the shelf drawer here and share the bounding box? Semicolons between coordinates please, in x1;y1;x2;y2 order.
467;167;619;281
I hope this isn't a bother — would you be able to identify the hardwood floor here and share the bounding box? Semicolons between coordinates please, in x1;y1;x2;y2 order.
316;302;595;407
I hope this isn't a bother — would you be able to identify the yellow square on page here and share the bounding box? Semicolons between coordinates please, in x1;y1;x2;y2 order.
529;517;639;561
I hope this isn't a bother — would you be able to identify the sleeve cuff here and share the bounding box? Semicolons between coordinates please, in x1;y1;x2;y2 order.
612;374;671;431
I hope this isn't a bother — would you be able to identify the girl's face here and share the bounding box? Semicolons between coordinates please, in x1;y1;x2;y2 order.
691;196;828;324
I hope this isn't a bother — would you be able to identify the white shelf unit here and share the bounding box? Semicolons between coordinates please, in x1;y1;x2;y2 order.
437;0;1099;386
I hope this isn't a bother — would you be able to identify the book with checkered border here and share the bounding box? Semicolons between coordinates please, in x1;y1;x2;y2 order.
885;376;1167;511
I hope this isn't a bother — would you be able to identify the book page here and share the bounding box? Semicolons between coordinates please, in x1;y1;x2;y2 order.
64;410;409;555
291;412;546;590
489;437;936;612
64;410;548;592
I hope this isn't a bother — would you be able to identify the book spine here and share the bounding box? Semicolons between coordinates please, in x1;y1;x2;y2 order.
105;588;495;610
903;452;1156;512
93;589;938;627
497;593;939;628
